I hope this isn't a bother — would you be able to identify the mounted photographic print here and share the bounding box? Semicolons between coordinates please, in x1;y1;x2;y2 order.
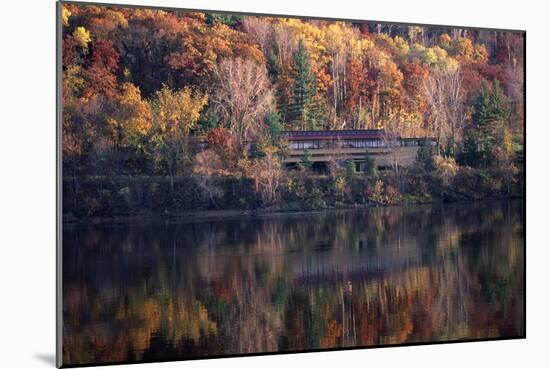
57;1;526;367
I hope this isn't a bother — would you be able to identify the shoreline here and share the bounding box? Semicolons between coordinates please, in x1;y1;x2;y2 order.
62;195;524;227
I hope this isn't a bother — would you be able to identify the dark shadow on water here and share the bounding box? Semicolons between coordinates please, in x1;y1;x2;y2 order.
34;353;56;367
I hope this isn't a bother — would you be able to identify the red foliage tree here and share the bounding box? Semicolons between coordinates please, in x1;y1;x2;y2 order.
83;40;120;98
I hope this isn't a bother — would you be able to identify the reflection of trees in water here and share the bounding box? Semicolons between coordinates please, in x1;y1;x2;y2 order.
218;278;282;353
62;200;524;365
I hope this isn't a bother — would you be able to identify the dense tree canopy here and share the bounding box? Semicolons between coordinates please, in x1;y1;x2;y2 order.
61;4;524;215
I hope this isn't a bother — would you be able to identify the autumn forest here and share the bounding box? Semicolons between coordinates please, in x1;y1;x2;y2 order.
60;2;525;366
61;2;525;220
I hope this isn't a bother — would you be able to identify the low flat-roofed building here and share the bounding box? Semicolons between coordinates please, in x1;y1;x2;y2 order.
282;129;432;170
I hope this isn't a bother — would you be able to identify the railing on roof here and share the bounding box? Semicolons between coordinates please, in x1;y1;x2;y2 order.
282;129;385;139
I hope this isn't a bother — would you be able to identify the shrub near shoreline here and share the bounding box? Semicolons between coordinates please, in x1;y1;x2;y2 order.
62;159;523;221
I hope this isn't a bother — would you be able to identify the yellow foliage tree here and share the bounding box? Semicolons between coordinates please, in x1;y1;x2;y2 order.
106;83;152;150
150;85;208;185
62;6;71;26
72;26;91;51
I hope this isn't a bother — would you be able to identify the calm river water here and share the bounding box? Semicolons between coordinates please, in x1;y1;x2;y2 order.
62;200;525;365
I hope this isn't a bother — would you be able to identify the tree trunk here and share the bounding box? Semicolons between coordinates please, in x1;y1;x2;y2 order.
170;173;174;194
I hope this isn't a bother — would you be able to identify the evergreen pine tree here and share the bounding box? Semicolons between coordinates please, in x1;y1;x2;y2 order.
301;148;313;170
473;83;491;128
264;110;282;144
489;79;510;122
267;48;279;82
291;40;322;130
346;159;356;180
363;152;377;176
463;79;510;166
268;46;293;126
416;142;434;171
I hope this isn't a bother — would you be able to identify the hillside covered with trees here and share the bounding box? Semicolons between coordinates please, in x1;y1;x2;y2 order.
61;3;525;220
